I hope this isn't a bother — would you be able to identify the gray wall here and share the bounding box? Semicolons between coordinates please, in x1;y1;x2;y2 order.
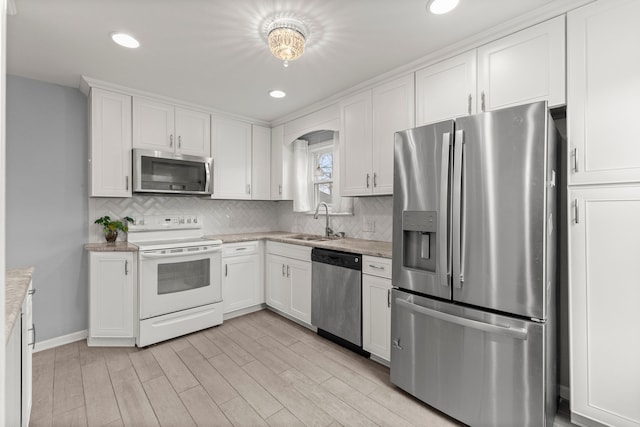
6;75;88;342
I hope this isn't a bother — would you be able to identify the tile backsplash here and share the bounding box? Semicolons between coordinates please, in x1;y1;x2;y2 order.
88;195;393;243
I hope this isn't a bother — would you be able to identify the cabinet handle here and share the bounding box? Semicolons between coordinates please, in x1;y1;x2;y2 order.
481;91;486;112
28;288;36;296
247;184;251;194
287;265;290;278
170;134;174;148
282;264;285;277
468;94;472;115
278;184;282;195
572;148;578;172
125;176;129;191
125;260;129;275
373;173;377;187
387;289;391;308
369;264;385;270
366;173;370;188
29;324;36;349
235;247;248;251
574;199;580;224
225;264;228;277
178;135;182;149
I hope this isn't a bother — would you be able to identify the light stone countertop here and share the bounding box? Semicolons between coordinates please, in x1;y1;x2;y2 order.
5;267;34;343
84;242;139;252
209;231;392;258
82;232;392;258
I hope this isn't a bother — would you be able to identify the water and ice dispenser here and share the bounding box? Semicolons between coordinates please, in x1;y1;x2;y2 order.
402;211;437;273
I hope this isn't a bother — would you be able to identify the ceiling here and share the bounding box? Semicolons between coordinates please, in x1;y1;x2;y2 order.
7;0;578;123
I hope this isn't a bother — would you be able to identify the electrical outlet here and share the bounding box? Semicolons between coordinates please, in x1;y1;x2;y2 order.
363;218;375;232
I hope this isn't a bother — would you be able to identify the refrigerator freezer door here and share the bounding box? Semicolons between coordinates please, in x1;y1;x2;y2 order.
452;101;552;319
390;289;553;427
392;120;454;299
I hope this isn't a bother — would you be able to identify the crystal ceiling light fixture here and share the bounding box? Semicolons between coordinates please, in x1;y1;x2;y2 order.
427;0;459;15
267;17;308;67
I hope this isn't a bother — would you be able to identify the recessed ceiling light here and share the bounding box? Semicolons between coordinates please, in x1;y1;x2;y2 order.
111;32;140;49
269;90;286;98
427;0;459;15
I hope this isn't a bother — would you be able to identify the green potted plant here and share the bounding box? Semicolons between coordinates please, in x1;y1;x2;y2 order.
94;215;134;243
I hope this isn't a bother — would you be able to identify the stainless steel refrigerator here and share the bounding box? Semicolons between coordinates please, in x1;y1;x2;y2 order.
391;101;558;427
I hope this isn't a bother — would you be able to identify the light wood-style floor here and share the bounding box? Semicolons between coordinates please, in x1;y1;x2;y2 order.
29;309;460;427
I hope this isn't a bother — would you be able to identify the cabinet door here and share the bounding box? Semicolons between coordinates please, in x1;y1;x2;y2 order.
372;75;415;195
362;274;391;361
568;0;640;186
211;116;252;199
89;252;135;340
89;88;132;197
288;258;312;325
251;125;271;200
416;50;477;126
266;254;290;313
222;254;260;313
270;125;289;200
133;97;175;151
22;282;33;426
340;91;373;196
175;107;210;157
478;16;565;111
569;186;640;427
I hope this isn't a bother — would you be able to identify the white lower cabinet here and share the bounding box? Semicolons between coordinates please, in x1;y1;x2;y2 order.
222;241;263;315
5;280;34;427
362;256;392;362
266;242;312;325
88;252;136;346
569;185;640;427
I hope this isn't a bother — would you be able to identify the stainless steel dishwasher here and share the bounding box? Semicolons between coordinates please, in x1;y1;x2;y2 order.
311;248;368;355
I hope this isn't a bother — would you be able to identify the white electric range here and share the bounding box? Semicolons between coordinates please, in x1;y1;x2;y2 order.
128;215;223;347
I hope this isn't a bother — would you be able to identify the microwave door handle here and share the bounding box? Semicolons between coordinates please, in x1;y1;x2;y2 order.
140;246;221;259
439;132;451;287
206;160;213;194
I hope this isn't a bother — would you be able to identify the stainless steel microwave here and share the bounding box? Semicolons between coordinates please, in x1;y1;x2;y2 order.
132;149;213;195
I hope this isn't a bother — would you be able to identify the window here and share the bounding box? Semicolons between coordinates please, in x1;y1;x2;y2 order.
309;142;333;209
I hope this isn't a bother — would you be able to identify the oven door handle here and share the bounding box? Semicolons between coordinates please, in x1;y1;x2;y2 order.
140;246;221;259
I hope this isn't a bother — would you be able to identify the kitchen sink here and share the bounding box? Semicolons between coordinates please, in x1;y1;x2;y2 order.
285;234;331;242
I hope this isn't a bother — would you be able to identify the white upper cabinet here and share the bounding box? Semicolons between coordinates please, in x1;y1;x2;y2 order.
567;0;640;186
568;185;640;427
133;97;210;157
174;107;211;157
211;116;252;199
477;16;566;111
251;124;271;200
341;75;414;196
341;91;373;196
372;75;415;194
270;124;292;200
89;88;132;197
416;50;477;126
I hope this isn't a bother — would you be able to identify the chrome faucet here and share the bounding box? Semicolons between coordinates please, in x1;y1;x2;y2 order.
313;202;333;237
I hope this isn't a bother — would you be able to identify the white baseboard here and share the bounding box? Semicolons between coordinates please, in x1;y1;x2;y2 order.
223;304;265;321
34;330;88;352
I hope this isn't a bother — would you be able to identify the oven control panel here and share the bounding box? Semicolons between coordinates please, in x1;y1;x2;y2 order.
128;214;202;231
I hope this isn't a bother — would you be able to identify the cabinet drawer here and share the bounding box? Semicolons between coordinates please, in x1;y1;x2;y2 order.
363;255;392;279
222;241;258;257
267;241;312;261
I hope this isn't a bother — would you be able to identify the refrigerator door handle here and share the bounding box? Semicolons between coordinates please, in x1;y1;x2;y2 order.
395;298;528;340
439;132;451;287
452;130;464;289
